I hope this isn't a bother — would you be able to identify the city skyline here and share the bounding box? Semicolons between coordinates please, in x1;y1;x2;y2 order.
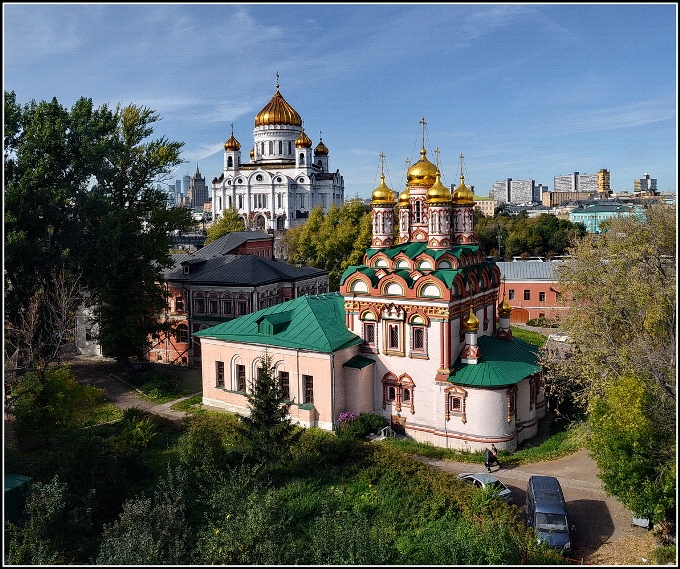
4;3;677;199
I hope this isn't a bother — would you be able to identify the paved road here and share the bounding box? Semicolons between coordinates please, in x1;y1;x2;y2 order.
68;354;650;563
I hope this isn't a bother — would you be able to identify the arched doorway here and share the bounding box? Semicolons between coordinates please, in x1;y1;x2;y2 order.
510;308;530;324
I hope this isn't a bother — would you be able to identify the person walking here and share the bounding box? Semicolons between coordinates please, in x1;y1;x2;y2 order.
491;444;502;469
484;446;493;472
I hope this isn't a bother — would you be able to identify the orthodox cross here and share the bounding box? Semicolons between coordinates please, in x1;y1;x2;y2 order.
276;71;279;89
434;147;440;169
420;117;427;148
379;152;386;176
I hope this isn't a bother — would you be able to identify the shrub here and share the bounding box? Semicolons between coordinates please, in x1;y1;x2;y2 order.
337;412;388;440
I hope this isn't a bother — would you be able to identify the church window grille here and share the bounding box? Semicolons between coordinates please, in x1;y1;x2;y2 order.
303;375;314;404
236;365;246;391
411;326;425;352
216;361;224;387
364;322;376;347
388;324;399;350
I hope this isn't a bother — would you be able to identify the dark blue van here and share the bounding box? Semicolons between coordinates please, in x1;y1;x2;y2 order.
526;475;573;555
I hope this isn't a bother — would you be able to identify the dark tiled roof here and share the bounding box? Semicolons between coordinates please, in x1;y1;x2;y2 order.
194;292;363;353
193;230;272;259
164;254;326;286
496;261;562;281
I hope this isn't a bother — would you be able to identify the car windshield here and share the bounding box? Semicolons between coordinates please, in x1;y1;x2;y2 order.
486;480;505;491
535;513;568;531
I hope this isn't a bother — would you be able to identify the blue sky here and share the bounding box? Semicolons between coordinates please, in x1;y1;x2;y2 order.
4;3;677;198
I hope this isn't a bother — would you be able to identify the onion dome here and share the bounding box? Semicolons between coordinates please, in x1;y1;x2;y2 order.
426;170;451;203
250;148;255;159
462;306;480;332
371;174;395;205
224;131;240;151
314;138;329;155
398;187;410;207
498;295;512;318
295;128;312;148
407;147;438;188
254;83;302;127
452;173;474;204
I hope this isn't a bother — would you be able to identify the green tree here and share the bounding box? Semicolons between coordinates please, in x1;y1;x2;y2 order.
204;207;246;244
233;349;301;466
4;92;195;367
96;465;191;565
6;475;92;565
542;202;676;524
283;199;372;290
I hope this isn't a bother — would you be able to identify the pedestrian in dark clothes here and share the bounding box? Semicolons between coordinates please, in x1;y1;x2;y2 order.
485;445;501;471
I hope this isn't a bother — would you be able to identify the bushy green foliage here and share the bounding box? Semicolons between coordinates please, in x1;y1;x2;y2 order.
588;375;675;524
6;476;92;565
204;207;245;244
120;408;158;449
97;465;190;565
338;412;388;440
526;317;558;328
11;365;106;439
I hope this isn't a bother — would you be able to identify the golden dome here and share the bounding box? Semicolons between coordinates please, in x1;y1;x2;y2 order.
407;148;438;188
224;132;240;151
250;148;255;158
371;174;395;205
254;85;302;127
462;306;480;332
295;129;312;148
398;187;410;207
498;295;512;317
314;139;329;155
426;170;451;203
452;173;474;204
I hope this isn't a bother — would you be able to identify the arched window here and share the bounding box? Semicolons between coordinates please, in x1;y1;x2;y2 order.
418;260;433;270
287;141;292;154
396;259;410;269
415;200;422;223
261;142;264;155
386;282;403;296
420;284;441;297
375;259;389;268
351;280;368;293
299;153;305;165
438;260;451;269
227;156;233;168
278;141;283;154
175;324;189;344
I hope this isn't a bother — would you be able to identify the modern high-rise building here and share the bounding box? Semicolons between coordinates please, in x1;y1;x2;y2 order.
597;169;611;198
554;171;599;193
634;173;657;195
491;179;541;204
211;79;345;231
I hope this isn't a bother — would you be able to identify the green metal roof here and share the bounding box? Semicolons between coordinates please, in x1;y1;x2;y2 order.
365;242;481;260
343;354;376;369
194;292;363;353
447;335;540;387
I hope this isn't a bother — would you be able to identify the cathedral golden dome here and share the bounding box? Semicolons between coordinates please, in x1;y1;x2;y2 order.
314;139;329;155
462;306;480;332
295;129;312;148
224;132;240;151
250;148;255;159
407;148;438;188
371;174;395;205
254;85;302;127
426;170;451;203
452;173;474;205
497;295;512;318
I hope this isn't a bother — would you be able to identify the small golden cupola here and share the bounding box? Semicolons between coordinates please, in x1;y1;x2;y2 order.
371;174;395;205
426;169;451;203
452;153;474;204
250;148;255;159
224;125;240;151
254;77;302;127
462;305;480;332
497;294;512;318
397;187;410;207
314;138;329;156
295;128;312;148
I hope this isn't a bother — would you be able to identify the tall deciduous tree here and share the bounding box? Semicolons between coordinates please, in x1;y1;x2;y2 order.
542;202;676;524
4;91;195;367
283;200;372;290
204;207;245;244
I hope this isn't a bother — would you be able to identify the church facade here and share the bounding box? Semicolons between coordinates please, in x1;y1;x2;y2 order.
197;125;545;452
210;80;345;232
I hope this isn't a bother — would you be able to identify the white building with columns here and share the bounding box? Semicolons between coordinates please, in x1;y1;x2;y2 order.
211;79;344;232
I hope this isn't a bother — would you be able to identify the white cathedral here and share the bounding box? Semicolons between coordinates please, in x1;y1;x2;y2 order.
211;79;345;231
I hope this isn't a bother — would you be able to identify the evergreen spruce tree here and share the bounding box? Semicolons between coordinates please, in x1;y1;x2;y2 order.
234;349;301;466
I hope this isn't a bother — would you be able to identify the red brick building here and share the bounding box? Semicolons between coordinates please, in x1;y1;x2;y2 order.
495;261;565;323
146;231;328;366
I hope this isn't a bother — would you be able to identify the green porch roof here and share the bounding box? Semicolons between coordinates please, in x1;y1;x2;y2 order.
194;292;363;353
343;354;376;369
447;335;541;387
